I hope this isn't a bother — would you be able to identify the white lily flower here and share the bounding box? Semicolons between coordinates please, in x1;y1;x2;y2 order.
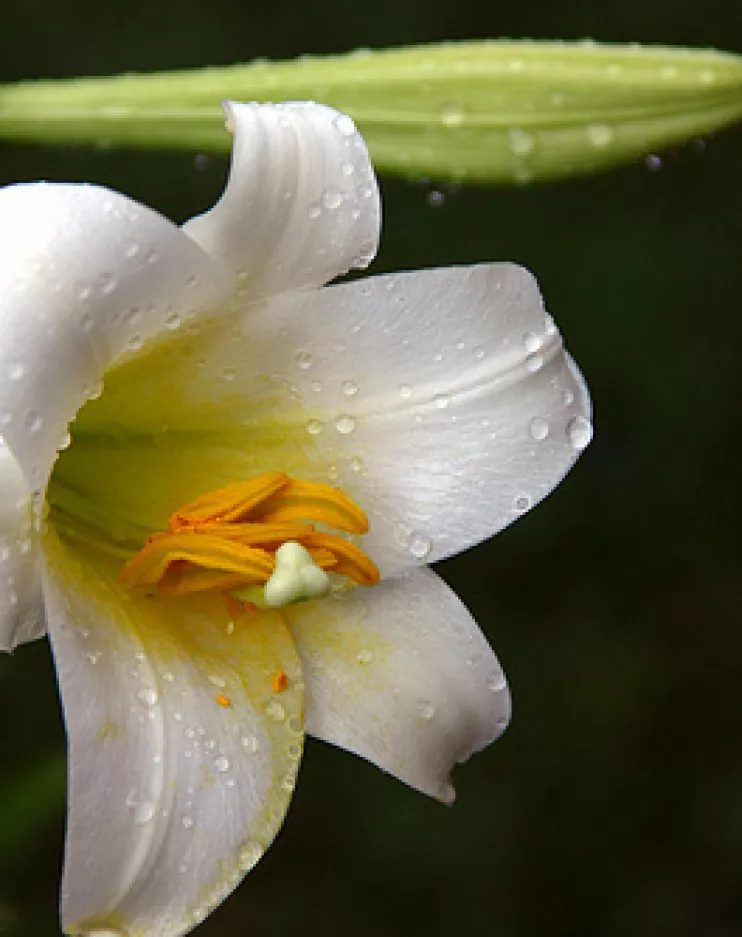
0;100;591;936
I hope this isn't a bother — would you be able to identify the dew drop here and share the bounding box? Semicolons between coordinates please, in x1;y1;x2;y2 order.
164;311;181;330
334;414;356;435
241;734;259;753
23;411;42;434
322;187;343;210
398;383;412;400
98;272;117;295
440;101;464;127
79;312;94;332
563;388;575;406
473;345;485;360
408;532;432;559
567;415;593;450
266;700;285;722
124;240;140;259
523;332;542;354
586;123;614;149
341;379;358;397
126;334;143;352
295;351;313;370
238;842;264;871
181;815;194;829
529;417;550;441
0;410;11;426
513;494;531;513
136;687;158;708
305;419;325;436
333;113;357;136
487;672;507;693
645;154;663;171
417;701;436;721
356;649;374;665
214;755;230;773
308;203;322;220
433;393;449;409
508;128;535;156
350;455;365;473
525;354;544;373
426;190;445;207
6;361;25;381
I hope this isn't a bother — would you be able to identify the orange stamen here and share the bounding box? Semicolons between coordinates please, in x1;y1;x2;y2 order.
216;693;231;707
122;472;379;601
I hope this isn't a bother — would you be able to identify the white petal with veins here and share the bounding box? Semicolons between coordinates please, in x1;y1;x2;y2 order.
182;101;381;298
284;566;510;802
0;182;224;490
0;441;44;650
73;264;589;575
43;532;303;937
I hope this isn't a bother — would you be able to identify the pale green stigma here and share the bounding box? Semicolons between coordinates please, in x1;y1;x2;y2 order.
263;541;331;608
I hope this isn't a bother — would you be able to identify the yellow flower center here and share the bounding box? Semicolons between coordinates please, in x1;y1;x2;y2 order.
121;471;380;607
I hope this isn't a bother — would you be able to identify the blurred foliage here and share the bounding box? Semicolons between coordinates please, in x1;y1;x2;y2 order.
2;42;742;183
1;1;741;936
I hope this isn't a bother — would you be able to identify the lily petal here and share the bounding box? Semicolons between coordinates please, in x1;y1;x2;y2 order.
283;567;509;803
182;101;381;298
42;530;303;937
0;441;44;650
71;264;589;574
0;181;223;491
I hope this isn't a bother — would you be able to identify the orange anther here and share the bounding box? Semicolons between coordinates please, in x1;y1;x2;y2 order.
216;693;231;708
272;670;289;693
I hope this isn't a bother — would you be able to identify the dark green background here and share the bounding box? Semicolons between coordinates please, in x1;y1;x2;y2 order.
1;2;741;935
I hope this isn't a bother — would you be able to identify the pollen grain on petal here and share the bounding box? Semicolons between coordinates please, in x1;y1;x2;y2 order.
272;670;289;693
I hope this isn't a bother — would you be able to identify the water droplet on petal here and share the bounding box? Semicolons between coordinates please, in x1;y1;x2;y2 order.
136;687;158;708
164;311;181;330
529;417;550;441
567;415;593;450
295;351;313;370
408;532;432;559
513;494;532;513
417;701;436;721
6;362;24;381
23;411;42;434
341;380;358;397
398;383;412;400
523;332;542;354
333;113;357;136
181;814;194;829
322;187;343;210
214;755;230;773
525;354;544;373
334;415;356;435
306;419;325;436
487;672;507;693
356;649;374;665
